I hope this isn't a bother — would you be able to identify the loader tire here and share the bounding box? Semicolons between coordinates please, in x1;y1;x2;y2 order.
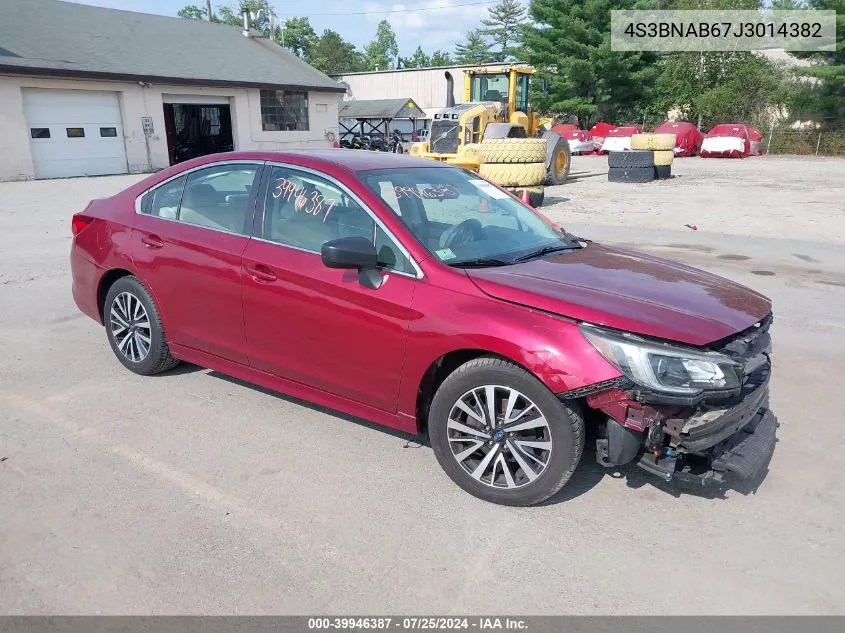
653;150;674;166
608;166;655;183
631;133;676;151
479;162;547;187
545;136;571;185
608;150;654;169
654;165;672;180
479;138;547;164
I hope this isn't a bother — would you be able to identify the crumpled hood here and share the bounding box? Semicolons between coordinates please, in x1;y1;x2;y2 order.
467;243;772;346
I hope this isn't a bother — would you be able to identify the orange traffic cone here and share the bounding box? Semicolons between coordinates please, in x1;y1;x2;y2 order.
520;188;532;206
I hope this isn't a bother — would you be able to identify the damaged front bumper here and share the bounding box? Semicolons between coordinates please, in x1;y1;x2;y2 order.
581;367;778;487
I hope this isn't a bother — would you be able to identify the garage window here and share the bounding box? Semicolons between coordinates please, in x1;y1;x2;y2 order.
66;128;85;138
260;90;309;132
100;127;118;137
30;128;51;139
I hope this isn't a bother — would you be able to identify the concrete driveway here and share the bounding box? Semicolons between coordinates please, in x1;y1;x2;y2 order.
1;156;844;614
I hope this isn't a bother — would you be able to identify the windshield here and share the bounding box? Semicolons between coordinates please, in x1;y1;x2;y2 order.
360;167;578;267
470;73;509;103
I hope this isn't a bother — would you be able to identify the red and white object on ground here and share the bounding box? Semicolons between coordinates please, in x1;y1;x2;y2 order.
588;121;615;154
561;129;597;155
599;125;643;154
748;127;764;155
654;121;704;157
701;124;752;158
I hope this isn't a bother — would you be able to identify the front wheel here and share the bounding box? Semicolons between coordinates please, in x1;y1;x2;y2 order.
429;357;585;506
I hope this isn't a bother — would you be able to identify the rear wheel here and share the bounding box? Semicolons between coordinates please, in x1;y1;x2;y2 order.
104;276;179;375
429;357;585;506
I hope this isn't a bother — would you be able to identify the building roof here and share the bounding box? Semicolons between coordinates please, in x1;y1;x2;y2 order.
0;0;344;93
332;62;531;78
339;98;424;120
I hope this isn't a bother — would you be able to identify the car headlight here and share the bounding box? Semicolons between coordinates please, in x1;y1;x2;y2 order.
579;323;741;395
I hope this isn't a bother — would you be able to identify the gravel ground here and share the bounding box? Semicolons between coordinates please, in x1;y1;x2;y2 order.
542;154;845;244
1;155;844;615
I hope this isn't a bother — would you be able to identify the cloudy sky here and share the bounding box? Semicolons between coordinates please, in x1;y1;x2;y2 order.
71;0;514;55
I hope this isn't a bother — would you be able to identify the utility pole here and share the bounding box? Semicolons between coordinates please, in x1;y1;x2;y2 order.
205;0;212;21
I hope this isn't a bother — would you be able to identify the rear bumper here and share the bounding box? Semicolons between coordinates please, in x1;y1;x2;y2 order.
70;244;104;324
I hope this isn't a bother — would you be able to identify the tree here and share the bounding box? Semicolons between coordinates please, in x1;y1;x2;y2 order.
787;0;845;122
522;0;658;127
363;20;399;70
481;0;527;61
430;50;454;67
405;46;432;68
653;0;800;127
454;29;495;64
177;4;208;20
281;16;317;59
310;30;365;75
656;52;793;128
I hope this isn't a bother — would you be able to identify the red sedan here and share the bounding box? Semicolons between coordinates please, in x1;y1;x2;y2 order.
71;150;777;505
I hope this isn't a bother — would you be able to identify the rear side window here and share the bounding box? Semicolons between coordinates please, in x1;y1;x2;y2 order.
142;175;187;219
179;164;258;235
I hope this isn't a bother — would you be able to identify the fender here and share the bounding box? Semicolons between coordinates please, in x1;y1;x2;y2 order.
396;278;622;420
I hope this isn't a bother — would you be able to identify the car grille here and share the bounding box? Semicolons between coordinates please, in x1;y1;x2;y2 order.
711;312;773;385
430;120;460;154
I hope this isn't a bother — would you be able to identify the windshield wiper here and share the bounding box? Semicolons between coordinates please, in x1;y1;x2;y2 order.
448;257;511;268
512;244;579;263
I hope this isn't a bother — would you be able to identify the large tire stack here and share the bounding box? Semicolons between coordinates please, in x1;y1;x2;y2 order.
607;133;676;183
478;139;548;187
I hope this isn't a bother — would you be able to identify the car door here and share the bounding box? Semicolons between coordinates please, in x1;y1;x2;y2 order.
241;163;419;412
131;161;262;364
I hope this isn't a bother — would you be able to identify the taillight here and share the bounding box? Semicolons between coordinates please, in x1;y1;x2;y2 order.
71;214;93;236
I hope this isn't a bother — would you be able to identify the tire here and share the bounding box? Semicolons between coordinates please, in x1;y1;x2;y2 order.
479;138;546;163
544;136;571;185
608;150;653;168
428;357;585;506
479;162;546;187
608;166;655;183
653;150;674;166
631;133;676;151
103;276;180;375
654;165;672;180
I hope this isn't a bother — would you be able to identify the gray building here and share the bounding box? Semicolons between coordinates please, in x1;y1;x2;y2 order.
0;0;345;180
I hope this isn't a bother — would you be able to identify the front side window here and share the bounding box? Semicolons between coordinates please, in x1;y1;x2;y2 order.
360;167;578;267
260;89;309;131
262;166;413;273
515;74;529;112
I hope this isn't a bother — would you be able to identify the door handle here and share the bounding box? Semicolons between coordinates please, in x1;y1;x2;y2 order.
141;234;164;249
245;264;277;283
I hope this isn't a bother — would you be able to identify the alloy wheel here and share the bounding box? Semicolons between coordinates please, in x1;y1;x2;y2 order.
446;385;553;489
109;291;152;363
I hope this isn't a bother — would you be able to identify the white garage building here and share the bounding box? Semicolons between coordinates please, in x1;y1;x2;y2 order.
0;0;345;181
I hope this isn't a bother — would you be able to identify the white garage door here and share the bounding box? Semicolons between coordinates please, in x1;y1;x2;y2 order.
22;89;128;179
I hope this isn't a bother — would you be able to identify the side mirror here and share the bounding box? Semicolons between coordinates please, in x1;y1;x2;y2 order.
321;236;378;270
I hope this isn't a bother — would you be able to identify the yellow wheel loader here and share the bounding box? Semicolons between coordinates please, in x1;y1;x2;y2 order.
409;65;570;194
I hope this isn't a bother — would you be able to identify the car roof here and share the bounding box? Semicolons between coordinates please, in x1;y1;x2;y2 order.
184;149;452;174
